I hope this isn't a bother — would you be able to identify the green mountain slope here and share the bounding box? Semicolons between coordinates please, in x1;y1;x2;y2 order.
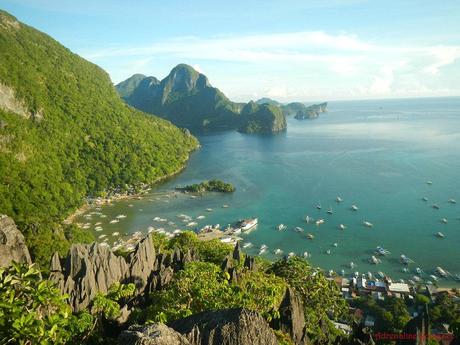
117;65;286;133
0;10;198;264
240;101;286;134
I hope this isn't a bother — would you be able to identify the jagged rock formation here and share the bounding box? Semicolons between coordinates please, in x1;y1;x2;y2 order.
49;234;197;312
119;323;191;345
271;287;308;344
0;214;32;267
167;308;279;345
293;102;328;120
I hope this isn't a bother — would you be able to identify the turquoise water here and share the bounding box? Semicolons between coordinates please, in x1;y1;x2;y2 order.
79;97;460;286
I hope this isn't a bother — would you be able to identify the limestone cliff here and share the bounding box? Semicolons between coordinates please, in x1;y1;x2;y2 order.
0;214;32;267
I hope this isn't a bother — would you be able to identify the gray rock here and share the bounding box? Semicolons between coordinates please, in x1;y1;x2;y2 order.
243;255;256;272
271;287;307;344
0;214;32;267
232;242;240;261
119;323;191;345
168;308;279;345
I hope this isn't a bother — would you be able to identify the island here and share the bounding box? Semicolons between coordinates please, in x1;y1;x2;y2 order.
175;179;235;193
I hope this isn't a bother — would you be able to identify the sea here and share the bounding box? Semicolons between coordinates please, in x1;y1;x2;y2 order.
77;97;460;287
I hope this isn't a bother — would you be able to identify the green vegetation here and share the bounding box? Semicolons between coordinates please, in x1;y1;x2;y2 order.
176;179;235;193
0;262;135;344
0;10;198;268
116;65;288;133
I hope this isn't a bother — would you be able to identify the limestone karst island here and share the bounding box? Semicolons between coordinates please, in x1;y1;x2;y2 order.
0;2;459;345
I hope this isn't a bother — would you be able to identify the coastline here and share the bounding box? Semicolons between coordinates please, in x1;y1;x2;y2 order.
63;151;196;225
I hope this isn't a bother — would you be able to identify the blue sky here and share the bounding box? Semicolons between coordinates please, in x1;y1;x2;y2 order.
2;0;460;102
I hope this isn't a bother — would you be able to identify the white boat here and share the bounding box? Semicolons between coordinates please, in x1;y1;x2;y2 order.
315;219;324;226
367;272;373;280
376;246;390;256
98;234;106;239
295;226;304;232
274;248;283;255
95;226;103;232
196;215;206;219
415;267;422;275
429;274;438;282
377;271;385;278
413;276;421;282
363;221;373;228
206;208;213;212
422;197;428;201
154;216;162;221
369;255;381;264
435;267;449;277
333;243;338;247
435;232;445;238
307;233;314;240
432;204;440;209
327;207;333;215
402;267;409;273
109;219;119;224
112;232;120;236
287;252;295;259
354;271;359;278
448;198;457;204
259;244;268;255
427;181;433;185
341;269;345;276
336;196;343;203
338;224;346;230
242;242;253;249
316;203;322;210
186;222;198;227
305;215;313;224
351;204;359;211
453;274;460;281
349;261;356;269
325;249;331;255
277;224;287;231
116;214;127;219
222;204;230;208
400;254;414;265
220;237;235;244
239;218;258;231
440;218;448;224
303;251;310;258
173;229;182;234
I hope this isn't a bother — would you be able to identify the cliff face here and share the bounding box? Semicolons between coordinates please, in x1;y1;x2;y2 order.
0;214;32;267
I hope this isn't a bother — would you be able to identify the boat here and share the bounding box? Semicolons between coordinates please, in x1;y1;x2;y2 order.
287;252;295;259
333;242;338;247
351;204;359;211
112;232;120;236
338;224;346;230
109;219;119;224
316;203;322;210
415;267;422;275
369;256;381;264
448;199;457;204
363;221;373;228
315;219;324;226
186;222;198;227
435;267;449;277
305;215;313;224
429;274;438;282
435;232;445;238
440;218;448;224
295;226;304;232
274;248;284;255
400;254;414;265
327;207;333;215
116;214;127;219
242;242;253;249
422;197;428;201
196;215;206;219
427;181;433;185
402;267;409;273
307;233;314;240
341;269;345;276
259;244;268;255
453;274;460;281
354;271;359;278
412;276;421;282
222;204;230;208
277;224;287;231
206;208;213;212
98;234;106;239
367;272;373;280
349;261;356;269
336;196;343;203
376;246;390;256
325;249;331;255
377;271;385;278
303;251;310;258
238;218;258;232
432;204;440;210
95;226;103;232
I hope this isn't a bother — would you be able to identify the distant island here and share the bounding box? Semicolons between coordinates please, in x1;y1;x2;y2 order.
176;179;236;193
256;98;328;120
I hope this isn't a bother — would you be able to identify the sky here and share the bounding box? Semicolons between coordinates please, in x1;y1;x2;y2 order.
2;0;460;102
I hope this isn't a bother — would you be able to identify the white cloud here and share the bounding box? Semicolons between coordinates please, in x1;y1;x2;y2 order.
80;30;460;100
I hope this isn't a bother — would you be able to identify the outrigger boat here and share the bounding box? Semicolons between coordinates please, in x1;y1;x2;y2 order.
307;233;314;240
400;254;415;265
315;219;325;226
327;207;333;215
448;198;457;204
336;196;343;203
305;215;313;224
295;226;304;232
351;204;359;211
338;224;346;230
376;246;390;256
369;256;381;264
440;218;448;224
363;221;373;228
277;224;287;231
435;232;445;238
